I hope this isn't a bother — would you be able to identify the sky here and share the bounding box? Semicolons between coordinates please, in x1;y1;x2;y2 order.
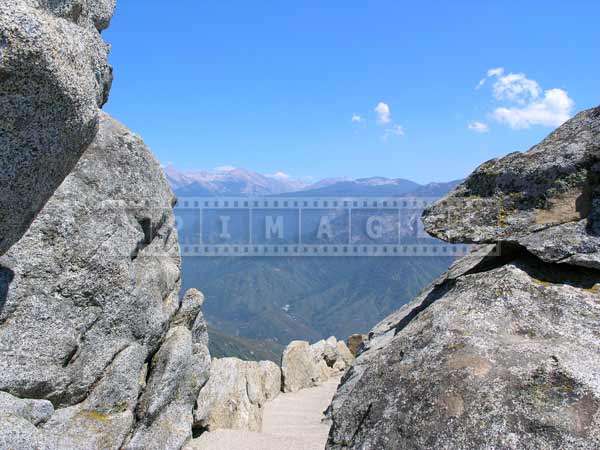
103;0;600;184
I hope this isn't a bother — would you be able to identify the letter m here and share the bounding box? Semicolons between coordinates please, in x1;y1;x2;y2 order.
265;216;284;240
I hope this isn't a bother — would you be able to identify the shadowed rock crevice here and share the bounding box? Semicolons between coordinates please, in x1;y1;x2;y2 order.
464;243;600;288
130;210;172;261
385;243;600;339
0;265;14;316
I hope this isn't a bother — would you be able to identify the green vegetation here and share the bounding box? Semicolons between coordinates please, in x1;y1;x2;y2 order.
183;255;454;346
208;327;285;363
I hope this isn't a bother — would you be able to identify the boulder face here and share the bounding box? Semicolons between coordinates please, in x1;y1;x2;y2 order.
194;358;282;432
282;338;351;393
0;112;179;406
311;338;342;367
346;334;367;356
0;0;115;255
0;113;210;450
327;108;600;450
335;341;354;366
282;341;323;393
423;106;600;269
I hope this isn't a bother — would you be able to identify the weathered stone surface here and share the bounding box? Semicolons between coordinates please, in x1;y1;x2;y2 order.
41;342;145;450
335;341;354;367
0;113;213;450
316;359;333;383
310;337;352;377
173;288;205;330
0;0;115;255
518;219;600;269
423;106;600;269
184;289;209;347
282;341;322;393
136;327;193;424
125;289;210;450
125;322;210;450
195;357;281;432
0;390;54;425
259;360;282;401
0;414;58;450
332;360;346;373
0;112;180;407
346;334;367;356
45;409;134;450
327;259;600;450
34;0;117;31
326;336;338;347
311;339;341;367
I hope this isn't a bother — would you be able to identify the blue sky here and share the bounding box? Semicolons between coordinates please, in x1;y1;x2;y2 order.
103;0;600;184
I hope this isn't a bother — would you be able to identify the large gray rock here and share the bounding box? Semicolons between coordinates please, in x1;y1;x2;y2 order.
0;0;115;255
194;358;281;432
423;106;600;269
327;254;600;449
282;341;322;393
0;114;210;450
0;112;180;406
327;109;600;450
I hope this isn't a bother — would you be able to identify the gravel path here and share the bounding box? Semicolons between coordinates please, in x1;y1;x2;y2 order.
188;377;340;450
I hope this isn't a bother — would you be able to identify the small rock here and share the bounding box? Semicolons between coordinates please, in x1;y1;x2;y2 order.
282;341;321;393
335;341;354;367
346;334;367;356
195;358;281;432
311;339;341;367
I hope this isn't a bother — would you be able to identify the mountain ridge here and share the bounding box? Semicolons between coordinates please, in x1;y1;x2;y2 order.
165;165;462;198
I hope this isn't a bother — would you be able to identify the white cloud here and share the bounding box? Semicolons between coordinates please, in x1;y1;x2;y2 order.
351;114;362;123
492;88;574;129
491;72;541;104
468;121;490;133
475;78;486;90
476;67;575;130
213;165;236;173
487;67;505;77
374;102;391;124
383;124;405;140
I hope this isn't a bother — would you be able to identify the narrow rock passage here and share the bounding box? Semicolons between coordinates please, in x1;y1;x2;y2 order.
188;377;341;450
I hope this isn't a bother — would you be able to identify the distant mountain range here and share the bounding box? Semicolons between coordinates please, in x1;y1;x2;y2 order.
164;165;462;198
170;165;460;361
